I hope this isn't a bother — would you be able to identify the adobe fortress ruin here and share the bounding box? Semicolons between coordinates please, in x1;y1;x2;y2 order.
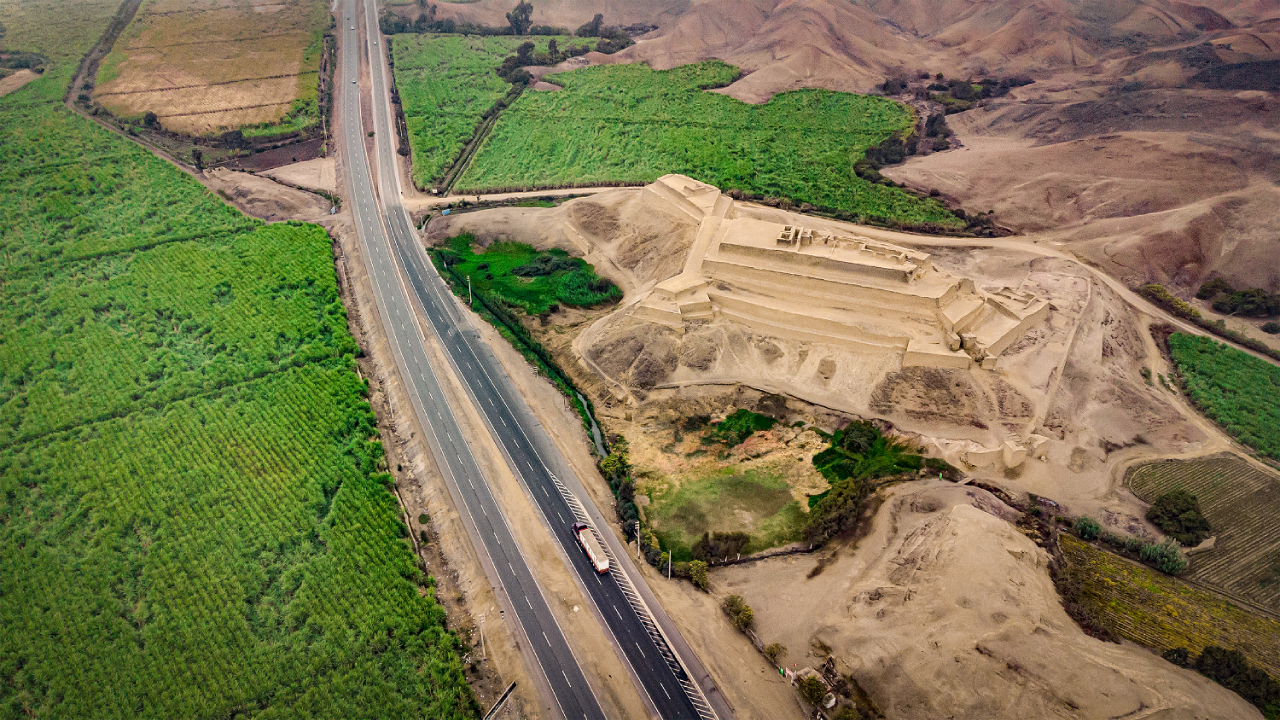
630;175;1049;370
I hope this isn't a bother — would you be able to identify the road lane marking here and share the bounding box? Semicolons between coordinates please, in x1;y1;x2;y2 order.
636;642;645;658
562;671;571;688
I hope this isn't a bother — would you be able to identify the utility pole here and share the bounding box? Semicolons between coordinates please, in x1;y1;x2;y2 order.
635;520;641;561
467;274;472;306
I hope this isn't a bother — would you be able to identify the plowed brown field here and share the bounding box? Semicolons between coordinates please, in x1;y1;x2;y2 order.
93;0;328;135
1128;454;1280;613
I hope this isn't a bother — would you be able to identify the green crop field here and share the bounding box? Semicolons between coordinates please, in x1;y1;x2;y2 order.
1062;535;1280;678
456;61;960;226
0;26;476;719
434;233;620;314
1128;455;1280;612
392;34;582;188
1168;333;1280;459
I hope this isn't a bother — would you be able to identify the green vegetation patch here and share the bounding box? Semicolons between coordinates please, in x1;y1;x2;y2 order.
1060;534;1280;679
705;409;776;446
1168;333;1280;459
0;118;257;270
1129;455;1280;611
642;463;806;561
435;233;619;314
807;421;925;543
457;61;960;226
392;34;579;188
0;367;475;718
0;0;121;101
0;73;474;716
0;223;356;447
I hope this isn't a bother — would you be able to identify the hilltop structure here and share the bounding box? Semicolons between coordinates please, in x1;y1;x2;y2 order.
629;175;1048;370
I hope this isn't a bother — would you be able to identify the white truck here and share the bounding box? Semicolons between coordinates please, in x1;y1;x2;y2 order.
572;522;610;574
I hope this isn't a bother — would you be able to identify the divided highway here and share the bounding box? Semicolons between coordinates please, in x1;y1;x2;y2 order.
347;0;725;717
337;4;603;718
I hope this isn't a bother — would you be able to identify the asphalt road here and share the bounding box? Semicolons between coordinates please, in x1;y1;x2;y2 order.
351;0;713;717
337;5;605;719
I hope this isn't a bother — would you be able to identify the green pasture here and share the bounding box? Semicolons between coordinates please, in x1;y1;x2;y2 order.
641;464;806;561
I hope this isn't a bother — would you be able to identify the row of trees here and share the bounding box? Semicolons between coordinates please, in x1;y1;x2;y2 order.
1163;646;1280;717
381;1;636;52
1197;277;1280;318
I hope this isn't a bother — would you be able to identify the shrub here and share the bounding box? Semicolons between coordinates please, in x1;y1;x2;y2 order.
1140;284;1202;320
417;513;430;525
832;707;861;720
764;643;787;665
692;531;750;562
1074;516;1102;540
1139;539;1188;575
1146;490;1211;546
721;594;755;632
509;253;578;277
798;676;828;706
689;560;709;591
1162;647;1191;667
1263;321;1280;334
707;409;776;446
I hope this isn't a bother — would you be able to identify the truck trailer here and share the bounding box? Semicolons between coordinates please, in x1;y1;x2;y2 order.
572;522;610;574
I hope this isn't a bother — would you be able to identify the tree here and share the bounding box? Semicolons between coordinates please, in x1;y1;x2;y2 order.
599;436;630;479
689;560;708;591
506;0;533;35
576;13;603;37
798;676;827;706
142;111;158;128
764;643;787;665
547;38;558;60
1195;646;1280;713
1146;490;1211;546
191;148;203;170
515;41;535;65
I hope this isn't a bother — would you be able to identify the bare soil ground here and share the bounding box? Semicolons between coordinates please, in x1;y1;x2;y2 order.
0;68;39;98
261;157;337;194
715;481;1263;720
93;0;328;134
199;167;333;222
426;185;1275;716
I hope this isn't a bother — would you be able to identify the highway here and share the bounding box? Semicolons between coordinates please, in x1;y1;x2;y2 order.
345;0;722;717
336;4;604;718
